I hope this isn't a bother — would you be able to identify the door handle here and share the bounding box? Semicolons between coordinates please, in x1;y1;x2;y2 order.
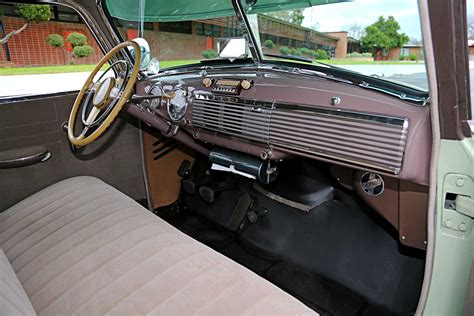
0;145;51;169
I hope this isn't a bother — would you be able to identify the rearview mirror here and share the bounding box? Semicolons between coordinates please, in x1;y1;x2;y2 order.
129;38;151;70
217;37;249;60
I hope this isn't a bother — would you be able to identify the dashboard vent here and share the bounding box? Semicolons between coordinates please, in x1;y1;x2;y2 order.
192;95;408;174
192;94;272;143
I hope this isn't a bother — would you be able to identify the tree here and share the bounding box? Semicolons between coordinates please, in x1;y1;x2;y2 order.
360;16;409;56
0;4;51;45
266;9;304;26
408;37;422;45
289;9;304;26
310;22;320;31
342;23;365;40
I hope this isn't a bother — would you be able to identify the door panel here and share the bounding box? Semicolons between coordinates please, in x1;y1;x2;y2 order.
0;92;145;210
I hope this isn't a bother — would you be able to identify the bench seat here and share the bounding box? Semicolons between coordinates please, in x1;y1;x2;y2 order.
0;176;314;315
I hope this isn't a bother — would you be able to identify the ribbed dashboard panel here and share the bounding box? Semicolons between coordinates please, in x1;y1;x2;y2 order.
192;94;272;143
192;94;408;174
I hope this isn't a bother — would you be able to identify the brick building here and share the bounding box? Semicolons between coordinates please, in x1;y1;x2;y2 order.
386;44;424;61
1;4;357;67
0;5;103;67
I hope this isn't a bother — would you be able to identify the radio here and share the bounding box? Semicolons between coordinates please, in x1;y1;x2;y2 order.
203;78;252;95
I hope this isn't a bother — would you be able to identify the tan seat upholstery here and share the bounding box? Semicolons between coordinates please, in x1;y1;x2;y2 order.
0;176;314;315
0;248;36;316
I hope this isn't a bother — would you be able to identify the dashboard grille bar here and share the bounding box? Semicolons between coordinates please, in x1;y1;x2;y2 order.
192;95;408;174
192;94;272;143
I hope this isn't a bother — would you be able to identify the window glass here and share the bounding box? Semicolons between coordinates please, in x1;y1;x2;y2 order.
241;0;429;92
0;4;104;97
108;1;246;71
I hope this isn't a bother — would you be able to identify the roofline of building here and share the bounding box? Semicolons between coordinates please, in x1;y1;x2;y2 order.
258;14;339;41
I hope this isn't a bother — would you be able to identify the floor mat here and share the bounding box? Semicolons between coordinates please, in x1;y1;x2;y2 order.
240;196;425;313
157;159;425;315
266;261;367;316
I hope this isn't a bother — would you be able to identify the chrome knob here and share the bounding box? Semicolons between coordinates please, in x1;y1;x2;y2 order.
203;78;213;88
241;79;252;90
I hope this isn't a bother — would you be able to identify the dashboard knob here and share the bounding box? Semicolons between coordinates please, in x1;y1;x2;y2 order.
241;79;252;90
202;78;213;88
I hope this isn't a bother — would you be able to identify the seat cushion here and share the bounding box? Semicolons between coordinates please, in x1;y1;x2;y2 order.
0;176;314;315
0;248;36;316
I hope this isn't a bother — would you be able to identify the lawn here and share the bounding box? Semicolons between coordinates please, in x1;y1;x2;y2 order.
0;60;198;76
0;59;422;76
320;59;424;65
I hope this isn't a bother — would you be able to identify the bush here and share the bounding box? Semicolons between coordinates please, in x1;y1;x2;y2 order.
347;52;362;58
292;49;302;57
314;49;328;60
279;46;289;55
47;34;64;47
263;39;275;49
298;47;309;56
201;49;217;59
362;52;372;57
67;32;87;48
15;4;51;23
409;53;417;61
73;45;93;58
399;55;405;61
307;49;317;59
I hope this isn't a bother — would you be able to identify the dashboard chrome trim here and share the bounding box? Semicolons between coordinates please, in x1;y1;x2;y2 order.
191;94;409;174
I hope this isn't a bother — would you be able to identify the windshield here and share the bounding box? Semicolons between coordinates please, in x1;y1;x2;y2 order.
106;0;428;92
107;0;247;70
240;0;428;91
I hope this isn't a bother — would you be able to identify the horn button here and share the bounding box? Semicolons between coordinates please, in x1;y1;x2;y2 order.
93;77;116;110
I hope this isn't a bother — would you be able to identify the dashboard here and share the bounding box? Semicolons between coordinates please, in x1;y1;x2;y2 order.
131;66;431;186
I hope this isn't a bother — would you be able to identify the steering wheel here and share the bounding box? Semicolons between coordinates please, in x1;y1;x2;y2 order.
67;41;141;147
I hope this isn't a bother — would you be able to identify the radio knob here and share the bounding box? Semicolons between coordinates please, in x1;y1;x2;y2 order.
202;78;213;88
241;79;252;90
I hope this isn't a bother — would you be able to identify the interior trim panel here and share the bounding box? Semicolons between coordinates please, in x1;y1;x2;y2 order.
135;67;431;185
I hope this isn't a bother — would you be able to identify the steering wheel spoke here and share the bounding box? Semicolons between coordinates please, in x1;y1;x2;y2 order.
67;41;141;147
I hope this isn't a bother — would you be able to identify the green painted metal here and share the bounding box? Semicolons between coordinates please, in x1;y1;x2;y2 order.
106;0;348;22
423;138;474;315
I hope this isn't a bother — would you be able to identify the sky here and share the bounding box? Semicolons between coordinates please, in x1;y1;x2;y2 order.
301;0;423;40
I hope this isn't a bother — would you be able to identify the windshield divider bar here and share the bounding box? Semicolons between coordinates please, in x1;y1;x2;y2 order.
231;0;262;63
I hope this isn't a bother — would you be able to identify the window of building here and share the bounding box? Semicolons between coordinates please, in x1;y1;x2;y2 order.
113;18;153;30
159;21;192;34
196;23;221;37
278;37;289;45
52;6;81;23
400;47;409;57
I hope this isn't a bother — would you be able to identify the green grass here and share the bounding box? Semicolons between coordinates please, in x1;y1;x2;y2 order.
160;60;199;69
318;59;424;65
0;58;422;76
0;64;99;76
0;60;199;76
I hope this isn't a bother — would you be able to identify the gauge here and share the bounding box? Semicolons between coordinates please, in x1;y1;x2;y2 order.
167;88;187;121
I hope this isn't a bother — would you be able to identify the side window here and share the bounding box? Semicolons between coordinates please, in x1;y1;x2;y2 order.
0;4;104;97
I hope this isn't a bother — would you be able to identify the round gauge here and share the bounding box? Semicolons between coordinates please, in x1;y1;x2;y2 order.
167;88;187;121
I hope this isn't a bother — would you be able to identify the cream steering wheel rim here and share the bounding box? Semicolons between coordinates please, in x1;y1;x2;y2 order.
67;41;141;147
